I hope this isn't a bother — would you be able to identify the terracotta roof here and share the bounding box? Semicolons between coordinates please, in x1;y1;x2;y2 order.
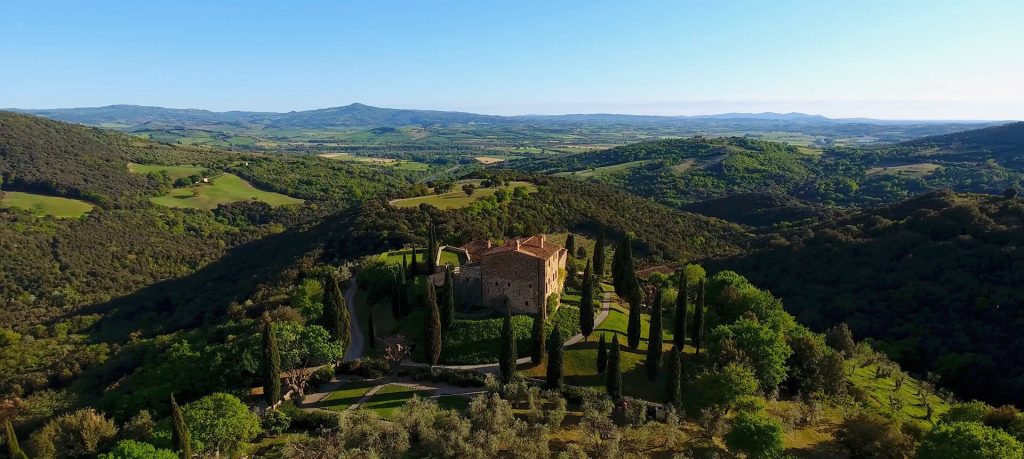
477;235;564;261
460;240;493;262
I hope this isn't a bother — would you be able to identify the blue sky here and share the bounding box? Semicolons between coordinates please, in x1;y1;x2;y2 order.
2;0;1022;119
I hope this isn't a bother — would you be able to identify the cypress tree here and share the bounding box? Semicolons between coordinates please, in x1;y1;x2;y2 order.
499;307;517;384
423;282;442;365
626;288;643;350
579;260;595;339
410;247;419;276
531;312;546;364
645;288;664;381
367;304;376;350
428;225;438;273
565;234;576;258
673;271;688;349
611;237;625;294
547;325;564;390
5;419;24;459
322;274;351;349
402;253;410;279
261;315;282;406
398;266;408;317
442;265;456;330
596;334;608;373
391;273;402;319
666;346;682;407
607;335;622;400
170;394;192;459
694;279;706;355
594;229;606;280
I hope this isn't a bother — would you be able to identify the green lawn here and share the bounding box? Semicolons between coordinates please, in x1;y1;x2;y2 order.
0;191;94;218
127;162;204;180
395;300;580;365
360;385;434;419
320;380;378;411
435;394;472;411
848;358;950;425
389;180;538;210
378;248;464;267
149;173;302;209
867;163;942;178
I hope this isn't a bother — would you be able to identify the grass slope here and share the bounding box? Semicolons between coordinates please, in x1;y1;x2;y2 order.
149;173;302;209
0;191;95;217
390;180;538;210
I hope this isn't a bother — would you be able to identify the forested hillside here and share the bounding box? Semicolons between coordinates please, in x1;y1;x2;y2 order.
714;190;1024;406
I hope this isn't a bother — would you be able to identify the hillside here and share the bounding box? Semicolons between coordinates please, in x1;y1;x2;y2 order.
681;192;839;228
895;121;1024;168
712;190;1024;406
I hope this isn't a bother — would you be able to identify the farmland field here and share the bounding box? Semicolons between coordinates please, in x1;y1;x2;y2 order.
0;191;95;217
389;180;538;210
319;152;429;171
149;173;302;209
128;162;204;180
867;163;942;177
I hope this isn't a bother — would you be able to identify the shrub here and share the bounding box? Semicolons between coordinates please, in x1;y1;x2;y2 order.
918;421;1024;459
725;411;785;459
28;408;117;458
262;409;292;435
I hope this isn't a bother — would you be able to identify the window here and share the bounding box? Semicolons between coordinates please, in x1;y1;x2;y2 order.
526;301;529;307
495;282;498;286
507;282;511;287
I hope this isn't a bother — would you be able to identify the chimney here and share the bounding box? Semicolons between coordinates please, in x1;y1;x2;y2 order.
539;235;546;248
515;238;522;250
486;241;492;249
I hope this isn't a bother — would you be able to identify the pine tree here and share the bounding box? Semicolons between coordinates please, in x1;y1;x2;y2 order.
261;315;282;406
442;265;456;330
694;278;706;355
626;288;643;350
322;274;351;349
423;282;442;365
171;394;192;459
666;346;682;407
594;229;606;279
579;260;595;339
5;419;25;459
499;308;517;384
565;233;576;258
531;312;546;364
607;335;622;400
547;325;564;390
645;288;664;381
596;334;608;373
368;304;376;350
673;271;688;349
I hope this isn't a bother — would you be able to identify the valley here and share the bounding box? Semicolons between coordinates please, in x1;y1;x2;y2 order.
2;109;1023;458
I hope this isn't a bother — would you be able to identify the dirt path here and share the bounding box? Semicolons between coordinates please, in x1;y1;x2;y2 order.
342;278;363;362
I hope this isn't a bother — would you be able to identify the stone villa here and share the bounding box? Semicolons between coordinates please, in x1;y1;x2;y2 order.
430;235;568;315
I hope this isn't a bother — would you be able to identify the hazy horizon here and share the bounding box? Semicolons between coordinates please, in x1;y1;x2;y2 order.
3;0;1022;120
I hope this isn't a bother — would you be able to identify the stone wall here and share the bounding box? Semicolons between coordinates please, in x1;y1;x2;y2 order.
482;251;547;314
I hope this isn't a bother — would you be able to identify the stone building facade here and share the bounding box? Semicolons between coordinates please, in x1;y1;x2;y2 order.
431;235;567;315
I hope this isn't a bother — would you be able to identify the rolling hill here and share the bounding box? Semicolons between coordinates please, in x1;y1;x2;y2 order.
713;190;1024;406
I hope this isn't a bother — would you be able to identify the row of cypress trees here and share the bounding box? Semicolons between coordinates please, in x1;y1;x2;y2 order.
4;419;28;459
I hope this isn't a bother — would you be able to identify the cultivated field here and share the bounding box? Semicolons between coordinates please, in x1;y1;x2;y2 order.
552;160;650;178
867;163;942;178
389;180;538;210
319;152;429;171
0;191;95;218
128;162;204;180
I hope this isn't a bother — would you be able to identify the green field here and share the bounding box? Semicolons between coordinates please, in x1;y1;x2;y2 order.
378;247;465;267
127;162;205;180
0;191;95;218
552;160;650;178
389;180;538;210
149;173;303;209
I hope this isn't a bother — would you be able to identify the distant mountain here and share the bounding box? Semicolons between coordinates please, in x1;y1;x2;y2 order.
11;103;1004;131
